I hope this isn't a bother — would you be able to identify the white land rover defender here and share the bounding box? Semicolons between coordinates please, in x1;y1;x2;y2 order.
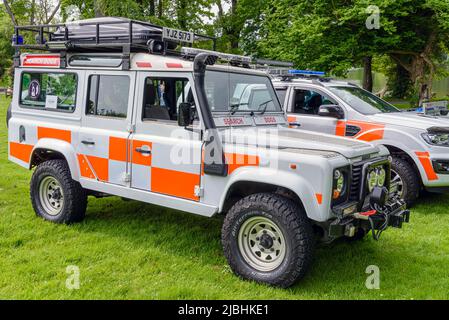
272;70;449;206
7;18;409;288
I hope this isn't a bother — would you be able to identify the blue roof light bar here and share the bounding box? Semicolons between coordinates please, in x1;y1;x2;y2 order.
288;70;326;76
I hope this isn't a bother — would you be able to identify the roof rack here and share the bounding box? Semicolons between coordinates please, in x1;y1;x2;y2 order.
12;17;217;69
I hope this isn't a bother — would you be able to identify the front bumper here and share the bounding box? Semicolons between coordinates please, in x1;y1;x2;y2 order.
329;199;410;240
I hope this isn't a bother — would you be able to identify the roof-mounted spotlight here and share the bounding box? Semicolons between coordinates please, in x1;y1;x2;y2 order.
46;41;70;51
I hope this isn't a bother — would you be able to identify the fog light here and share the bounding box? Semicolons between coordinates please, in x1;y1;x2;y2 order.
433;160;449;174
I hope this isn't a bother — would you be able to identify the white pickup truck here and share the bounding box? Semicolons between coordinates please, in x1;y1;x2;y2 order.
273;71;449;206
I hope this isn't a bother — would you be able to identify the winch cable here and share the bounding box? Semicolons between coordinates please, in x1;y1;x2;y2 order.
369;205;389;241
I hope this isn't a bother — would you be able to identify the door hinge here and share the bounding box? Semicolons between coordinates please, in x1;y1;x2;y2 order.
194;185;204;198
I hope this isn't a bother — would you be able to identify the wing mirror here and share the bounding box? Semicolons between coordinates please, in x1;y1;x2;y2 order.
318;104;344;119
178;102;194;127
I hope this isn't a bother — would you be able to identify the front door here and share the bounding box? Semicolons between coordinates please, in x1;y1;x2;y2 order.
286;87;343;135
130;72;203;202
78;71;136;186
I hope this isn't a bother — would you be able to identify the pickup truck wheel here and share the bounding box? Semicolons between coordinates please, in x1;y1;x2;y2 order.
222;193;314;288
31;160;87;224
391;157;420;207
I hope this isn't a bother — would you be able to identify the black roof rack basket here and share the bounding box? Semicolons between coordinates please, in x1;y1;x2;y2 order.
13;17;216;55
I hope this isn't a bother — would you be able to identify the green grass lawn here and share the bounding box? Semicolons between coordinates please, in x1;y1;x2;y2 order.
1;95;449;300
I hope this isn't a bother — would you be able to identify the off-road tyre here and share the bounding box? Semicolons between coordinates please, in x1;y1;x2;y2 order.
30;160;87;224
391;156;420;207
222;193;314;288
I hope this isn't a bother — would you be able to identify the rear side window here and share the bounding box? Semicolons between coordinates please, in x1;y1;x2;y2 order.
20;72;77;112
86;75;130;118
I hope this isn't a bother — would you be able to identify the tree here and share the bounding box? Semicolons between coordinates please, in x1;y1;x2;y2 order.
255;0;449;103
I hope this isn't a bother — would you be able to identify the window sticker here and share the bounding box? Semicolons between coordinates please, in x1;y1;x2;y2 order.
46;95;58;109
29;80;41;100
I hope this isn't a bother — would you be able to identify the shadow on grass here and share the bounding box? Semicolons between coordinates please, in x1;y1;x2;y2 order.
414;191;449;213
75;196;420;292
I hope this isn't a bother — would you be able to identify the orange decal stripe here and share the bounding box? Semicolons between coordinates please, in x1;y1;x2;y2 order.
225;153;260;175
85;155;109;181
151;167;200;201
109;137;128;162
347;120;385;142
315;193;323;205
415;152;438;181
131;140;153;166
335;120;346;136
77;154;96;179
37;127;71;143
9;142;33;163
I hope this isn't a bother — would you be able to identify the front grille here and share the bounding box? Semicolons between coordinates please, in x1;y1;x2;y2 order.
349;163;364;201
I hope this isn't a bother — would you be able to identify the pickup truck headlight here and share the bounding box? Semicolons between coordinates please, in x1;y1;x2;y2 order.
422;132;449;147
367;166;387;192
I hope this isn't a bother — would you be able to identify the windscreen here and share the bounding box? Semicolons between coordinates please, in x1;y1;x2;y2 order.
328;86;400;115
204;71;282;114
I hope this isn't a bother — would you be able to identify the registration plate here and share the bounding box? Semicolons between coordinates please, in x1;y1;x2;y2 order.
163;27;194;43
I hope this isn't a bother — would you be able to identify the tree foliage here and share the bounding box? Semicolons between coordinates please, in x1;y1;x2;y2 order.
1;0;449;102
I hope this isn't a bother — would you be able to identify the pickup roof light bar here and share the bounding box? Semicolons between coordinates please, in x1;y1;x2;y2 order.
181;47;252;67
289;70;326;76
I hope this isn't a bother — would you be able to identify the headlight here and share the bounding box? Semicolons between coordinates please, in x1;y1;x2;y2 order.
333;169;346;200
367;166;387;192
368;170;378;192
422;132;449;147
377;168;386;186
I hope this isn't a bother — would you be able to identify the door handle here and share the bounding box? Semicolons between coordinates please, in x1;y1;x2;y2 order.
81;140;95;146
289;122;301;127
135;147;152;155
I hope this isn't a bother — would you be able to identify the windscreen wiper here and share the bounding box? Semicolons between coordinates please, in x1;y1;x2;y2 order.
258;100;273;115
229;103;249;115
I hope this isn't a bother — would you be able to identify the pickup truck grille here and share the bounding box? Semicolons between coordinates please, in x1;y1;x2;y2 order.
349;163;364;201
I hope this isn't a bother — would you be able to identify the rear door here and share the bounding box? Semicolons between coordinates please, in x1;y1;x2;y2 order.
77;71;136;186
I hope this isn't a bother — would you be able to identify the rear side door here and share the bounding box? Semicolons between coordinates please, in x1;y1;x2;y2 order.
77;71;136;186
285;86;344;135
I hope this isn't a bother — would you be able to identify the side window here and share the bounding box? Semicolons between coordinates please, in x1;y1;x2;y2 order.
292;89;335;115
142;77;193;121
20;72;77;112
86;75;130;118
275;88;288;106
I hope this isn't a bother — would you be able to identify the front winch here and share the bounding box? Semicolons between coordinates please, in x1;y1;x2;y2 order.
329;198;409;241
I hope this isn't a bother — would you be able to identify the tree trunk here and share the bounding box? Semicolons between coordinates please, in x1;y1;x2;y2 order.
230;0;239;50
362;56;373;92
3;0;18;26
94;0;104;17
177;0;187;29
149;0;156;16
30;0;36;25
158;0;163;19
